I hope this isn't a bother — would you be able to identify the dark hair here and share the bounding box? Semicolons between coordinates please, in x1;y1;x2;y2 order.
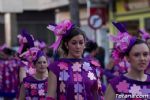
2;48;16;56
61;27;86;55
125;38;148;56
85;41;98;53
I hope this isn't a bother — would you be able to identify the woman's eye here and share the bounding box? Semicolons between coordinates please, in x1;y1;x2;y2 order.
143;52;149;57
79;41;84;45
71;42;77;45
134;53;139;57
37;62;41;64
43;61;47;64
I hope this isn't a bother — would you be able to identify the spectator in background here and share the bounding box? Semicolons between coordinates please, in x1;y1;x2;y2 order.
84;40;98;59
96;46;105;69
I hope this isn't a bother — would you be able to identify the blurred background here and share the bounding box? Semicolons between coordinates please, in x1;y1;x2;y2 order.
0;0;150;64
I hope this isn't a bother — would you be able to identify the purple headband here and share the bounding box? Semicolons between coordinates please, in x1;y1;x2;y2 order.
110;22;137;63
34;50;45;62
47;20;73;52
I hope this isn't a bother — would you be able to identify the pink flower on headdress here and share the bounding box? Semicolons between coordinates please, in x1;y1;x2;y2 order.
34;40;39;47
109;32;132;63
47;20;73;51
39;41;46;49
110;32;131;53
17;34;28;43
34;40;46;49
20;47;40;62
139;29;150;40
17;31;34;54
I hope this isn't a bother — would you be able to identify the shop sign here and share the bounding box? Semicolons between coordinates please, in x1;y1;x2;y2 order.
125;0;150;11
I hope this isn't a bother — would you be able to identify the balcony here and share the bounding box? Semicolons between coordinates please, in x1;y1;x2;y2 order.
0;0;86;13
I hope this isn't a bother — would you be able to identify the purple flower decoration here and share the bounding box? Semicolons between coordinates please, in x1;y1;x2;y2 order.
139;29;150;40
82;62;92;71
74;83;83;93
116;80;129;93
59;70;70;81
47;20;73;52
109;22;136;64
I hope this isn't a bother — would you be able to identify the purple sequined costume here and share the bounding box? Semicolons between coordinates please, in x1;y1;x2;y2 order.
22;75;48;100
110;74;150;100
0;58;24;98
49;58;103;100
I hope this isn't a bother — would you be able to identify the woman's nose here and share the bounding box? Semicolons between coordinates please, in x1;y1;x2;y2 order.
140;55;145;60
76;43;80;48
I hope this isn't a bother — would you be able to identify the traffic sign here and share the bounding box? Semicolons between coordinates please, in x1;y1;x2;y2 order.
88;14;102;30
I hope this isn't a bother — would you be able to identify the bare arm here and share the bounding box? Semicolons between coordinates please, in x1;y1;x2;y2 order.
19;67;26;83
19;83;25;100
104;84;116;100
47;71;57;99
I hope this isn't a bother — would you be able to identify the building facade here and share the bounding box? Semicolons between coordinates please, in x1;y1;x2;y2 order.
109;0;150;36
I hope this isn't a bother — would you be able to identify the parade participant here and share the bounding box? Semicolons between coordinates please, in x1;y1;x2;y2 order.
19;48;48;100
105;22;150;100
46;20;103;100
17;29;36;76
139;29;150;74
84;40;98;59
17;29;34;55
0;46;25;100
104;22;130;82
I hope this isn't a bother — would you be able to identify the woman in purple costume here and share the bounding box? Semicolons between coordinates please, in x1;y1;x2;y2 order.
105;22;150;100
19;49;48;100
46;20;103;100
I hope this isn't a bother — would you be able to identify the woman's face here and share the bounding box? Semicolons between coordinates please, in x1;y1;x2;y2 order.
127;43;150;71
35;56;48;73
66;34;85;59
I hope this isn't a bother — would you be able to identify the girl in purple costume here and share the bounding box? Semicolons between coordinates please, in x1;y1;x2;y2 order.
46;20;103;100
19;50;48;100
105;22;150;100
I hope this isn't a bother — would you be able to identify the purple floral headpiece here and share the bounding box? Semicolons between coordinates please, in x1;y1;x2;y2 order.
17;29;34;54
139;29;150;41
109;22;136;63
47;20;73;52
20;47;40;62
34;40;47;49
